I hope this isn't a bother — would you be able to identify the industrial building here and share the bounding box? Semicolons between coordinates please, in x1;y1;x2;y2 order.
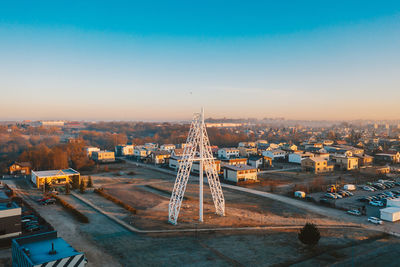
31;169;80;189
12;231;87;267
0;184;21;239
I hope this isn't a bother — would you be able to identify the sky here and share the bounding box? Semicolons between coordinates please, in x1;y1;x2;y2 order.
0;1;399;121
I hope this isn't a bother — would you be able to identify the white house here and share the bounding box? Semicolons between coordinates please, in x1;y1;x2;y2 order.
115;144;134;156
218;148;240;159
160;144;176;152
262;149;286;160
134;146;151;159
85;146;100;157
288;151;314;164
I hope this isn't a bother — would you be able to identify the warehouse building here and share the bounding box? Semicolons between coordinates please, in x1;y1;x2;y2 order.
31;169;80;189
12;231;87;267
0;184;21;239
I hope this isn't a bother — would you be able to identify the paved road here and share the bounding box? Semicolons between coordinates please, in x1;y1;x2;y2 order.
258;167;301;174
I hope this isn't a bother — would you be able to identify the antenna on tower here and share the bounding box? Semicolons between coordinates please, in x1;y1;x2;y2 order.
168;108;225;225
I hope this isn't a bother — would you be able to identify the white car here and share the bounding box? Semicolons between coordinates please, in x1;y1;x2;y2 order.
369;201;384;207
347;210;361;216
368;217;383;225
365;186;376;191
333;193;343;199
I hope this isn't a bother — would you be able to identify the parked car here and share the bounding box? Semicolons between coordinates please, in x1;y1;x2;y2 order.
325;193;336;199
333;193;343;199
37;197;51;203
344;190;354;196
363;186;375;192
370;201;384;207
358;197;370;203
347;210;361;216
25;225;41;232
42;198;56;205
368;217;383;225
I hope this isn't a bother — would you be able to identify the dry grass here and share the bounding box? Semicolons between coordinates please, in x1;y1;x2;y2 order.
94;188;137;214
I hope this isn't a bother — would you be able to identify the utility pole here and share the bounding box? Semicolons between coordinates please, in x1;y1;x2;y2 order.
199;107;204;222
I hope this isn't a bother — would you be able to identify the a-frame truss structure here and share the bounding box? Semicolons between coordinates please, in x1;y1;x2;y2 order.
168;109;225;225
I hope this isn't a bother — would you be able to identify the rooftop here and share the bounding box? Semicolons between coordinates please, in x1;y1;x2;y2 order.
16;234;82;265
223;164;256;171
0;201;19;210
32;168;79;178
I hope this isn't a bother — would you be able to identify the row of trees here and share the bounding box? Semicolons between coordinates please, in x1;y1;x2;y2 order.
18;143;94;171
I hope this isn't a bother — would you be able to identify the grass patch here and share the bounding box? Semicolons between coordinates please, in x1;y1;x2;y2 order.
52;195;89;223
94;188;137;214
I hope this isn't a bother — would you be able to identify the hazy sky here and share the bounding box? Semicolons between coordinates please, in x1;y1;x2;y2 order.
0;1;399;121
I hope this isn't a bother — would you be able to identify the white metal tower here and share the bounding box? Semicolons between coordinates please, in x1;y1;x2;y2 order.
168;108;225;225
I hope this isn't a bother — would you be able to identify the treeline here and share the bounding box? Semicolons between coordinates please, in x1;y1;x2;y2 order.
18;143;94;171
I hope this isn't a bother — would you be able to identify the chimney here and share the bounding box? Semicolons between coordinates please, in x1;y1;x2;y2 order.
49;242;57;255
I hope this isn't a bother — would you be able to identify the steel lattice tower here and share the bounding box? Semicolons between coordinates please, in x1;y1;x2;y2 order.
168;108;225;225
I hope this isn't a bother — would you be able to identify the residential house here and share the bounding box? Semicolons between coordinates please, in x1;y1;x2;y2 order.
160;144;176;152
301;157;334;174
355;154;374;166
8;162;31;175
248;155;272;169
332;156;359;170
262;149;286;161
169;155;221;174
85;146;100;157
115;144;134;156
218;148;240;159
375;152;400;164
134;146;152;159
238;146;258;157
150;150;171;165
223;165;257;183
238;141;256;148
92;150;115;163
288;151;314;164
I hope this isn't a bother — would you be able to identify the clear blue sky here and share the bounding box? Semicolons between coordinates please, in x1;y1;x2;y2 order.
0;1;399;121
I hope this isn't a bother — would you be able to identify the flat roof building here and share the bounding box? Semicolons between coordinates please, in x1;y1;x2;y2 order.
0;184;21;239
31;169;80;189
223;165;257;183
12;231;87;267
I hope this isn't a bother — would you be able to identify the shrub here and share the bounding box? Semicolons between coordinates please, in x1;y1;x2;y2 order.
79;180;86;193
94;188;137;214
87;176;93;188
52;195;89;223
298;223;320;247
65;182;71;195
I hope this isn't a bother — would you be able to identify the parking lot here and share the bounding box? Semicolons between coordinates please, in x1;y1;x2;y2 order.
309;179;400;223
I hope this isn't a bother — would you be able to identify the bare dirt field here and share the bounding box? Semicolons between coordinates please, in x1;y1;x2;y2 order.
91;166;352;232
